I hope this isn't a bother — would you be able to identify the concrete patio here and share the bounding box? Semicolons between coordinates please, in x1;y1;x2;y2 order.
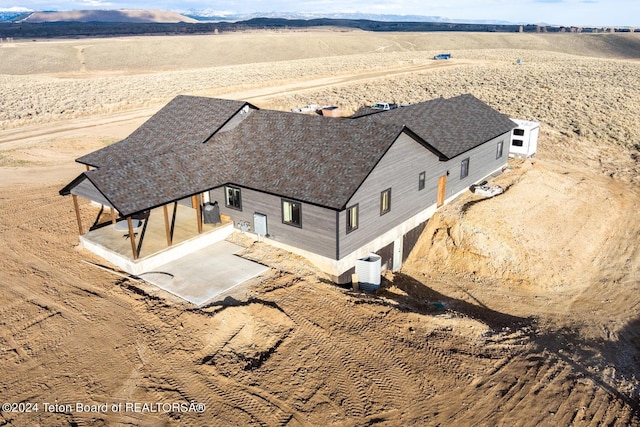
139;240;269;306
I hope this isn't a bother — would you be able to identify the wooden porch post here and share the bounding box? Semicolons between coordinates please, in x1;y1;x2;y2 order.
193;194;203;234
163;204;172;246
110;207;117;225
72;194;84;235
127;217;138;260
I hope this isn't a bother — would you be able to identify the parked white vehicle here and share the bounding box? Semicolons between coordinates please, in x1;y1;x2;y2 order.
371;102;398;110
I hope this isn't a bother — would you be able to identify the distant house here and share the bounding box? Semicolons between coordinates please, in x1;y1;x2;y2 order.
60;94;516;283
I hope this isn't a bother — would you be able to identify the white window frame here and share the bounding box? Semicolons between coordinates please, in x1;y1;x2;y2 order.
225;185;242;210
496;141;504;159
282;199;302;228
346;204;359;233
380;188;391;216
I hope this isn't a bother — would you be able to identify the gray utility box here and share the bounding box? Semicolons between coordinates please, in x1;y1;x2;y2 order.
253;213;268;236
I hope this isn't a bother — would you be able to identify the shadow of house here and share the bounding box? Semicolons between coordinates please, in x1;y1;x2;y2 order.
372;272;533;330
536;316;640;414
372;272;640;420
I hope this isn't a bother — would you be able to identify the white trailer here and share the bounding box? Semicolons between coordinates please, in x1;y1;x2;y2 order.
509;118;540;158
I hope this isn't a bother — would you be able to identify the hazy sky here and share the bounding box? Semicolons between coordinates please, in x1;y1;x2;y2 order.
2;0;638;27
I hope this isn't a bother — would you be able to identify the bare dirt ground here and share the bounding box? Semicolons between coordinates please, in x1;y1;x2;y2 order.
0;31;639;426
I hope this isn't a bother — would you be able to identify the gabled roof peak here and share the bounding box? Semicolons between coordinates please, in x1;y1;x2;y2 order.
353;94;515;159
77;95;254;168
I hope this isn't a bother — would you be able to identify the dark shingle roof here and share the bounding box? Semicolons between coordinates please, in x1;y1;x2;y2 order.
354;94;516;159
213;110;403;209
63;94;515;217
78;109;403;215
77;95;250;168
84;140;224;216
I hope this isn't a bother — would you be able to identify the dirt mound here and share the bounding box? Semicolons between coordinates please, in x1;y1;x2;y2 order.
405;158;640;291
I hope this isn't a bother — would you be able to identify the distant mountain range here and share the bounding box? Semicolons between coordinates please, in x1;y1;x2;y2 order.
0;8;525;25
13;10;198;24
0;8;32;22
181;10;521;26
0;8;624;39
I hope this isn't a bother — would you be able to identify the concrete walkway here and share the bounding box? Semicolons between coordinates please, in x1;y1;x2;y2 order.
139;240;269;306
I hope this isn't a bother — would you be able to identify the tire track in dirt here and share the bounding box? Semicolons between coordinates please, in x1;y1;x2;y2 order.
133;340;297;425
272;287;429;419
281;285;533;424
0;296;72;364
0;107;157;146
282;308;369;418
273;289;375;417
203;376;297;426
90;300;297;425
0;189;165;426
170;307;296;422
418;338;639;426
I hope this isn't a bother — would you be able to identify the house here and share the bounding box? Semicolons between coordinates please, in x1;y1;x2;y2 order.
509;118;540;158
60;94;516;283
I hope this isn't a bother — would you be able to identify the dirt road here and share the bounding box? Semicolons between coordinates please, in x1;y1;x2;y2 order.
0;58;462;149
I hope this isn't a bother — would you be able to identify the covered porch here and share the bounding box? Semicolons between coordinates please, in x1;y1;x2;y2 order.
69;189;235;275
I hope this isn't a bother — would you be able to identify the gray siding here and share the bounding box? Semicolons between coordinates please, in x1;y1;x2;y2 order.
209;186;336;259
441;132;509;199
206;130;509;262
340;131;510;257
340;133;442;256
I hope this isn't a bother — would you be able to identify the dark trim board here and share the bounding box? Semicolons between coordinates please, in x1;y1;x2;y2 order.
335;210;340;260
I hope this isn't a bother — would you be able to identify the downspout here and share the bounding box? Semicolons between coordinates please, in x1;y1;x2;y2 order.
335;210;340;260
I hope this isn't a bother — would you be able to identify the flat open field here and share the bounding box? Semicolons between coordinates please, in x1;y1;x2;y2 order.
0;31;639;426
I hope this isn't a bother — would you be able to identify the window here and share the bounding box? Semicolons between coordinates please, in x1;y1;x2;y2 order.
496;141;504;159
460;158;470;179
282;199;302;227
346;204;358;233
512;139;524;147
380;188;391;216
225;186;242;210
418;172;426;191
513;128;525;136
